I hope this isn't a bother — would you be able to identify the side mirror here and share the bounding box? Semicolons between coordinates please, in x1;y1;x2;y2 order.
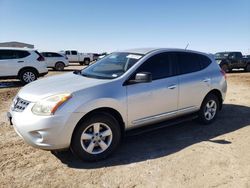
128;72;152;84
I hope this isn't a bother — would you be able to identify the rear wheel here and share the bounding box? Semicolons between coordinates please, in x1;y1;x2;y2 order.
71;113;121;161
19;69;38;84
198;94;219;124
246;64;250;72
84;59;90;65
55;62;65;71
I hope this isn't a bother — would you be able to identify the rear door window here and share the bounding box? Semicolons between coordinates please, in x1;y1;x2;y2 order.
51;53;62;57
71;51;77;55
15;50;30;58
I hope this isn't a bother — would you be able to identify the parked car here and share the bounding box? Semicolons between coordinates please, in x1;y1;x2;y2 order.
0;48;48;84
64;50;94;65
8;48;227;161
215;51;250;72
97;52;109;60
41;52;69;71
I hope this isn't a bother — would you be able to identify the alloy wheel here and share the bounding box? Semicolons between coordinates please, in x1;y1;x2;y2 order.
80;123;113;154
204;100;217;121
23;72;36;83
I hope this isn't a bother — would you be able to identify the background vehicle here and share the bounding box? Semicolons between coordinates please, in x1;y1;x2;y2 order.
64;50;94;65
0;48;48;84
41;52;69;71
8;48;227;161
215;51;250;72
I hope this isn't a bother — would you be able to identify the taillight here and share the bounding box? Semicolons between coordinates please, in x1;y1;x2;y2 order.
37;56;45;61
220;69;227;80
35;51;45;62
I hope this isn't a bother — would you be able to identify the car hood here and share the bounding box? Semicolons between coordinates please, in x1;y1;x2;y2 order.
18;72;111;102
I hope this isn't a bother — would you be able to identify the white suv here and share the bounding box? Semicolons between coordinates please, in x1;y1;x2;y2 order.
0;48;48;84
41;52;69;71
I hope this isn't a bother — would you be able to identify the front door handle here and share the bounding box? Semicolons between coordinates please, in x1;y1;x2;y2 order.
18;61;24;63
168;85;177;89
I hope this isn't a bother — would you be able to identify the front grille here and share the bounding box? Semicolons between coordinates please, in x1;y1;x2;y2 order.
11;97;30;112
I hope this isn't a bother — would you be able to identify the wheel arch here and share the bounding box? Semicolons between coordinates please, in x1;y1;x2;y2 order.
18;67;39;78
72;107;125;140
84;57;91;61
203;89;223;110
55;61;65;66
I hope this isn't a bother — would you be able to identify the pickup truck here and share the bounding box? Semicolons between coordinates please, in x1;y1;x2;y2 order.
64;50;94;65
215;51;250;72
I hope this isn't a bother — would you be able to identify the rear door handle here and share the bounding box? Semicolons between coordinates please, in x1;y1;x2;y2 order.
167;85;177;89
18;61;24;63
203;78;211;82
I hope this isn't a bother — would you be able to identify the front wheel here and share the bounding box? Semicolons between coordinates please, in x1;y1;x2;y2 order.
198;94;219;124
71;113;121;161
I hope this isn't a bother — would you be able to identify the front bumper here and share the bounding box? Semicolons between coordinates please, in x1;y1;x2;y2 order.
8;103;83;150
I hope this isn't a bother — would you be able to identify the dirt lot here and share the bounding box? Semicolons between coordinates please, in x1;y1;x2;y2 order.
0;66;250;188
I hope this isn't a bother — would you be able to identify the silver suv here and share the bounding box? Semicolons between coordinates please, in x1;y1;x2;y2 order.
8;48;227;161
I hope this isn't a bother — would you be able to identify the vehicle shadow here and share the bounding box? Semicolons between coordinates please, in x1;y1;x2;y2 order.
0;80;23;89
52;104;250;169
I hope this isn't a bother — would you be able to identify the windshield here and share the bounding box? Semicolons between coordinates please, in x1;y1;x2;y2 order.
215;53;229;58
81;52;143;79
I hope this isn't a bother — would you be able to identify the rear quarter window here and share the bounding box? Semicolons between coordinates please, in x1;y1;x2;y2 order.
176;52;211;74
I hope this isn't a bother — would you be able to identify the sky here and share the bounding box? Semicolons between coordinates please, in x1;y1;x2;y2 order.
0;0;250;54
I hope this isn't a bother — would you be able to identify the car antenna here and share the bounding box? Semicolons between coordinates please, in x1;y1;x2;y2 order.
185;43;189;50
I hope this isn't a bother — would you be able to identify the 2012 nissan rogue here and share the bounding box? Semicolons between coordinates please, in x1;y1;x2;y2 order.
7;48;227;161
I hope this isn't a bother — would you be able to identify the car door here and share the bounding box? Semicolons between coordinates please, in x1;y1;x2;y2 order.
71;51;78;62
46;53;56;67
126;52;179;127
0;50;19;76
176;52;211;115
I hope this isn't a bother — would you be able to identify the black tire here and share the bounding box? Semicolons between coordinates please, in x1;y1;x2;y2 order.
79;62;84;65
221;64;230;73
19;69;38;84
55;62;65;71
71;112;121;161
198;94;219;125
84;59;90;65
246;64;250;72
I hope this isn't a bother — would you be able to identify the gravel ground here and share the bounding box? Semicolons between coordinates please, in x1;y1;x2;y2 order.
0;66;250;188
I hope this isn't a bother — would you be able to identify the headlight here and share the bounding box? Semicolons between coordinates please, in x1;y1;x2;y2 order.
32;93;72;116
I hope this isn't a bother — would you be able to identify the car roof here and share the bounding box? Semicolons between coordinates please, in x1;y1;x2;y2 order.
41;51;60;54
118;48;209;56
0;47;35;51
216;51;241;54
